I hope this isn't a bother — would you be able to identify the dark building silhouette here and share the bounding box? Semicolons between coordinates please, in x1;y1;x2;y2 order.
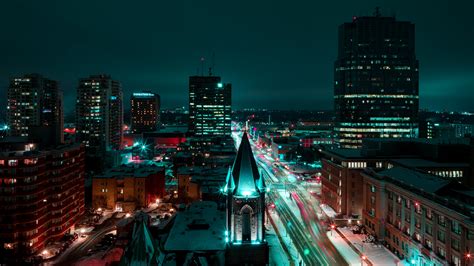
188;76;231;137
130;92;160;134
6;74;63;145
334;10;419;148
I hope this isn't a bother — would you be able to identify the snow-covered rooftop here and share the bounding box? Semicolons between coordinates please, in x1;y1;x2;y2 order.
164;201;226;251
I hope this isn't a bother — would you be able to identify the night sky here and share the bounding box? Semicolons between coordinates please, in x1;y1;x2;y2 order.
1;0;473;115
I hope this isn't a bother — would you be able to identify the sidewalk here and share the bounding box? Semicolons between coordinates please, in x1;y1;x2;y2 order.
268;208;301;265
266;210;293;266
326;229;369;266
338;227;410;266
320;203;337;219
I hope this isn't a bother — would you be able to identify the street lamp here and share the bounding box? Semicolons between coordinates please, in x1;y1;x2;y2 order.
330;224;335;236
361;255;366;266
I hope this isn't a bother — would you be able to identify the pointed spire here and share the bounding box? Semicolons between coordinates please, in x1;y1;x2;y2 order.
224;166;235;193
120;215;160;266
256;170;266;192
231;132;261;196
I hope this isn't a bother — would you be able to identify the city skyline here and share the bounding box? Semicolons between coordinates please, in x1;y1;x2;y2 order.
0;1;473;114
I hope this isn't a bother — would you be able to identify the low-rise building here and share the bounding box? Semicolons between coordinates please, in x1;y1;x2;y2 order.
164;201;226;265
362;167;474;266
177;166;228;203
92;163;165;212
321;138;472;218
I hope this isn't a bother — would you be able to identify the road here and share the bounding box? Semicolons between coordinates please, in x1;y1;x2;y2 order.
49;216;119;265
232;129;347;266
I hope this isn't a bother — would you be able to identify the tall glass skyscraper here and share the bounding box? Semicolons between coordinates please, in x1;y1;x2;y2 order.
334;10;419;148
188;75;231;136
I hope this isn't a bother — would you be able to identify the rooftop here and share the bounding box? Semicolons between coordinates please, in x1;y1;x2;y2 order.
366;167;474;220
391;158;469;169
376;167;450;194
96;164;165;179
321;147;363;159
164;201;226;251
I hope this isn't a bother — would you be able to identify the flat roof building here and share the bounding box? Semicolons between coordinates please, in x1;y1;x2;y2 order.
0;141;85;260
188;75;231;137
334;11;419;148
130;92;160;134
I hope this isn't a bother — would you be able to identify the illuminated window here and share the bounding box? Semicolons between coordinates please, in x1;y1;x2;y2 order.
24;158;38;165
8;160;18;167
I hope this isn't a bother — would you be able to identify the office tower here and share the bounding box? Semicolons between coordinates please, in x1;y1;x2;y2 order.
130;92;161;134
188;75;231;136
334;9;419;148
76;75;123;154
6;74;63;144
0;141;85;259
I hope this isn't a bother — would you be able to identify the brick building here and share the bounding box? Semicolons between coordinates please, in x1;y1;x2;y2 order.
321;138;471;218
0;141;85;257
92;164;165;212
362;167;474;266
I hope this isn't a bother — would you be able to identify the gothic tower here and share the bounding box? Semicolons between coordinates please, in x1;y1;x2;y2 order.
225;132;269;265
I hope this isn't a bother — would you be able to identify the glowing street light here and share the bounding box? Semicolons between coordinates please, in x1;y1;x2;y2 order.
125;213;131;218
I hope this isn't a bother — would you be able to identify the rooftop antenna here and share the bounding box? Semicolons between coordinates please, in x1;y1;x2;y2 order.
374;7;381;17
200;57;205;76
211;52;215;76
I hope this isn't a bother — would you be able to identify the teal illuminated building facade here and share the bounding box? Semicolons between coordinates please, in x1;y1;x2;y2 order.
130;92;160;134
188;75;231;137
334;10;419;148
225;132;269;265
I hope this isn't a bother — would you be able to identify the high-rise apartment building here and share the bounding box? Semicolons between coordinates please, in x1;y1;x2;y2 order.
334;10;419;148
76;75;123;153
130;92;160;134
0;141;85;259
188;76;231;137
6;74;63;144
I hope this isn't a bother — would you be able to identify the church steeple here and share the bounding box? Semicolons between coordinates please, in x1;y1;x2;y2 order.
230;132;261;197
226;132;267;247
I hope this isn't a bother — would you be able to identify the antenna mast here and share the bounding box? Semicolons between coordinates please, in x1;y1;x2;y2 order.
200;57;205;76
374;7;381;17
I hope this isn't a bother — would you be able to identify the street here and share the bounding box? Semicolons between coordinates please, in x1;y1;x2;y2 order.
232;129;348;266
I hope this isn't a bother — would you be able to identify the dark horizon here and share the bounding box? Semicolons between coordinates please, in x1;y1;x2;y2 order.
1;0;473;114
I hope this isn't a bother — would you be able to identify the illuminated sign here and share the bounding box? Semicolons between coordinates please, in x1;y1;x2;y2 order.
133;92;154;97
